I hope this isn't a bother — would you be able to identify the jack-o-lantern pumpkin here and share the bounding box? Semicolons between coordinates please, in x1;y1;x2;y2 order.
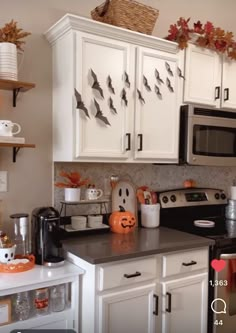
109;206;136;234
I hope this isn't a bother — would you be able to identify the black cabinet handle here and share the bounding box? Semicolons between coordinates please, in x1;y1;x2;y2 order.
153;294;159;316
124;271;141;278
166;292;172;313
126;133;131;151
138;134;143;151
215;86;220;100
182;260;197;266
224;88;229;101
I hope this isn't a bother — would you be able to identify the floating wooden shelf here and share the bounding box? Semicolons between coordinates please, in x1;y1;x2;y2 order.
0;143;36;162
0;79;36;107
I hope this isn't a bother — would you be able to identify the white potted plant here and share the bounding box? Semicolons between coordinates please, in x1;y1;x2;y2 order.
0;20;31;80
55;170;89;202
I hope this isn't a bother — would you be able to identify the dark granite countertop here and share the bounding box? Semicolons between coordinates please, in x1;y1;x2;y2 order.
62;227;214;264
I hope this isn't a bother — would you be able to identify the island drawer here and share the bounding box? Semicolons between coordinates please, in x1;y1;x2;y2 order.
162;247;208;278
97;256;157;291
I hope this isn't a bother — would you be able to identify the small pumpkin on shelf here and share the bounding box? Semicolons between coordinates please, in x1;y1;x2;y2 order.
109;206;136;234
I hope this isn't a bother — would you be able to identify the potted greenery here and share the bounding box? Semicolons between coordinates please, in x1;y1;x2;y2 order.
0;20;31;80
55;170;89;202
166;17;236;60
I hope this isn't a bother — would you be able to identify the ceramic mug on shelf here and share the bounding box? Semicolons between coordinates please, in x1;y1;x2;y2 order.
0;120;21;136
85;188;103;200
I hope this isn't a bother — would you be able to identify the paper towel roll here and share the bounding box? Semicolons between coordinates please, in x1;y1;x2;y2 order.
230;186;236;200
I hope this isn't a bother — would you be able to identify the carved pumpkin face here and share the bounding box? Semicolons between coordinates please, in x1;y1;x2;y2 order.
109;206;136;234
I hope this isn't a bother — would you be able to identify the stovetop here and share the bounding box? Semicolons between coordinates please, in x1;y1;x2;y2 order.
158;188;236;248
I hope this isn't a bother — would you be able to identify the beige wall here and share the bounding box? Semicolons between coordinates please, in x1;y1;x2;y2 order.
1;0;236;230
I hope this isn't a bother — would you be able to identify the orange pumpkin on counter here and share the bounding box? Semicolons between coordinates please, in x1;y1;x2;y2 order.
109;206;136;234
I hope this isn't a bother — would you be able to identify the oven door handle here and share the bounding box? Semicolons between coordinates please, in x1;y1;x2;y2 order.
220;253;236;259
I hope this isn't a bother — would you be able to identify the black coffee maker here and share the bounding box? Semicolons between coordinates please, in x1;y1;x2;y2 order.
31;207;64;266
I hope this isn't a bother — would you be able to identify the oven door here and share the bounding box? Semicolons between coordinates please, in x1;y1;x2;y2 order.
186;110;236;166
213;253;236;333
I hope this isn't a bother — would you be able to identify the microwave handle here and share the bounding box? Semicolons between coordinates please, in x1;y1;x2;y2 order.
215;86;220;100
220;253;236;259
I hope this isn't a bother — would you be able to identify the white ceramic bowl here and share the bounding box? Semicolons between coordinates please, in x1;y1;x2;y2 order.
88;215;103;228
0;245;16;263
71;216;87;230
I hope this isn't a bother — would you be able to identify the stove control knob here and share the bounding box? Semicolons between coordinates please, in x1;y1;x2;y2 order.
215;193;220;200
170;195;176;202
221;193;226;200
162;196;169;204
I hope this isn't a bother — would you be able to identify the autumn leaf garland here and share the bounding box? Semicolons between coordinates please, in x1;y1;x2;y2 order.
166;17;236;60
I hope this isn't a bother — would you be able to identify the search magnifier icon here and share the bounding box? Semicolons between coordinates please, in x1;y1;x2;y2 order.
211;298;227;314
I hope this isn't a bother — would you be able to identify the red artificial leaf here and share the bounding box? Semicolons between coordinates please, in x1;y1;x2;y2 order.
193;20;203;33
204;21;214;34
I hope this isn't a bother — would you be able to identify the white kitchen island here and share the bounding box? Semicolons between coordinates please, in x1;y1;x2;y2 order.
0;261;83;332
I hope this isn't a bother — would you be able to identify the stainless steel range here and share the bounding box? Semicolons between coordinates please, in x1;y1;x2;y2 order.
159;188;236;333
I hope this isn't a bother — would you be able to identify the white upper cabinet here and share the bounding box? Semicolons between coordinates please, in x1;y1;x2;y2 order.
46;14;183;162
184;43;236;110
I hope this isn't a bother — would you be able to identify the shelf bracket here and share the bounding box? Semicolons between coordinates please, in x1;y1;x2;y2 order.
13;87;22;107
13;147;21;162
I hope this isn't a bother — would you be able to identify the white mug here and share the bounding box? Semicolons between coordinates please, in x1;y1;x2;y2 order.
85;188;103;200
0;120;21;136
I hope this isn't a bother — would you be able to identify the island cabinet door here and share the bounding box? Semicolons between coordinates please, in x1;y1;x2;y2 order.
221;57;236;110
74;32;134;160
134;46;181;163
183;43;221;107
160;273;208;333
97;284;156;333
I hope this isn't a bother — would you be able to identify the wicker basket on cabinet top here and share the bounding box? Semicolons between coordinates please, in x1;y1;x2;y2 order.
91;0;159;35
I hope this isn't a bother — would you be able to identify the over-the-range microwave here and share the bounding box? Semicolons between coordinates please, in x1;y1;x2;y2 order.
179;104;236;166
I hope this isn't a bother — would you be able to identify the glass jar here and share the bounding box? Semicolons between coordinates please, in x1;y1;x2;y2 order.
14;291;31;321
34;288;49;316
50;284;65;312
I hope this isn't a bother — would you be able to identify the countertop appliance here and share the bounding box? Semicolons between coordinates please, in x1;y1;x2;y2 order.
31;207;64;267
179;104;236;166
159;187;236;333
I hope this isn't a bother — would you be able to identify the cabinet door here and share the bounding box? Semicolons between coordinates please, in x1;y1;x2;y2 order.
184;43;221;107
161;273;208;333
97;284;156;333
134;47;182;162
221;57;236;110
75;32;134;160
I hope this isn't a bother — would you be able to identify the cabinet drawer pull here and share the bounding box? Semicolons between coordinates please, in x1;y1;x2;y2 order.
138;134;143;151
224;88;229;101
153;294;159;316
124;271;141;278
126;133;131;151
182;260;197;266
166;292;172;313
215;86;220;100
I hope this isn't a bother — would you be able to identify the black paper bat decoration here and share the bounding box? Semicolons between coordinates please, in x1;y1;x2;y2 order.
121;88;128;106
165;62;173;76
137;89;145;104
143;75;151;91
124;71;130;88
91;69;104;98
107;75;115;94
109;97;117;114
74;88;90;119
154;85;162;98
155;69;164;84
94;99;111;126
177;67;185;80
166;78;174;92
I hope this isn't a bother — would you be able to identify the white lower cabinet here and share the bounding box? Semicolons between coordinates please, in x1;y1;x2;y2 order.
67;247;209;333
97;284;156;333
160;273;208;333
